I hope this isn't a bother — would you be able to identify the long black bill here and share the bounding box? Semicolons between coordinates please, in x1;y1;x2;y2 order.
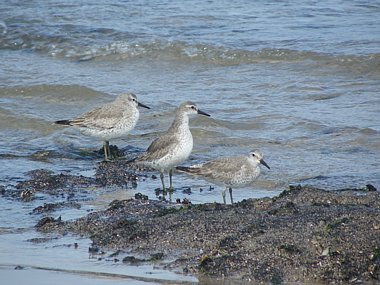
260;159;270;169
138;102;151;109
197;109;210;117
55;119;71;126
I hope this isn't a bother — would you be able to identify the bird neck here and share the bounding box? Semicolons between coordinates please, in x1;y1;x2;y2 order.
169;112;189;132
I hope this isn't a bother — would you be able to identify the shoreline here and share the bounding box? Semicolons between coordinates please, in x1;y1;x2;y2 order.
1;159;379;283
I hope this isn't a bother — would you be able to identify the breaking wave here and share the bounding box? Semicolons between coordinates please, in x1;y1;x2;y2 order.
1;25;379;73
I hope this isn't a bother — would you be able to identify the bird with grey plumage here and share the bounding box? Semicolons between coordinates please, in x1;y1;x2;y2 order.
176;150;270;204
130;101;210;195
55;93;150;161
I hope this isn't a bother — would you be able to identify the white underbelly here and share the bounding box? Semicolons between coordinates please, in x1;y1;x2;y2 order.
153;136;193;171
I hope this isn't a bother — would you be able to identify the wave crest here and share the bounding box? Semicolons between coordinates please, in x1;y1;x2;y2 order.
1;27;379;72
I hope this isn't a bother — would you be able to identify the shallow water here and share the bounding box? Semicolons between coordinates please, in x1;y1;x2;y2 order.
1;0;380;283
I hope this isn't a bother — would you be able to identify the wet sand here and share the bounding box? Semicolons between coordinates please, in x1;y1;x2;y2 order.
4;159;380;284
0;265;165;285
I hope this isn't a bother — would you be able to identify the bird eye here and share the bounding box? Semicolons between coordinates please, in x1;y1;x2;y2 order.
252;153;255;157
191;106;196;110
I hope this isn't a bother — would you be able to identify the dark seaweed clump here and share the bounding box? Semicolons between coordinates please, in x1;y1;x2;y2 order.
36;185;380;284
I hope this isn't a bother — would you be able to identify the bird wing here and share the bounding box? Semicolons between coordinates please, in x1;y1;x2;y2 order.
69;104;124;130
138;133;180;161
186;156;251;186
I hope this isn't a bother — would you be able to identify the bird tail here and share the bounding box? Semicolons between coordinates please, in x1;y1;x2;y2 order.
126;156;138;164
125;155;155;171
176;166;200;174
55;119;72;126
176;166;190;172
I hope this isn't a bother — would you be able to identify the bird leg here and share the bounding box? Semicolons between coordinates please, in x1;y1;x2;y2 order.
222;187;227;204
106;140;111;160
160;172;166;196
103;141;111;161
169;169;174;192
229;187;234;204
168;169;174;201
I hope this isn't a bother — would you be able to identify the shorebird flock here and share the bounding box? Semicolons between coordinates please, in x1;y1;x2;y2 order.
55;93;270;204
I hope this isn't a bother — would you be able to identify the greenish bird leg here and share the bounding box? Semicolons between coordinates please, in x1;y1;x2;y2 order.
160;172;166;196
103;141;110;161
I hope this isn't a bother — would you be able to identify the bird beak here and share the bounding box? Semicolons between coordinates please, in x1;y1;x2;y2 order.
197;109;210;117
138;102;151;109
260;159;270;169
